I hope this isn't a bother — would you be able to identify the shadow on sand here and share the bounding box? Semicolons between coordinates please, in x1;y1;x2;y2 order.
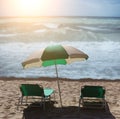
22;101;115;119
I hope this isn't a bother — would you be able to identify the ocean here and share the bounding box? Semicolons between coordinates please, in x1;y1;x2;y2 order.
0;17;120;80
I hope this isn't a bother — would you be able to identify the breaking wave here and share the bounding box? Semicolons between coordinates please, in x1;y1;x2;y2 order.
0;17;120;79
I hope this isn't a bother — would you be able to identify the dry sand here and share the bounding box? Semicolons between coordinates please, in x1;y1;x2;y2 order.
0;77;120;119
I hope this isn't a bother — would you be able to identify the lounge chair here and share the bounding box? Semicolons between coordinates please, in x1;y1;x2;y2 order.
17;84;55;110
79;85;107;110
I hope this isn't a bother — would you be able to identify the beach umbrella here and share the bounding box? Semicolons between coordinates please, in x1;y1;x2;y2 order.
22;45;89;107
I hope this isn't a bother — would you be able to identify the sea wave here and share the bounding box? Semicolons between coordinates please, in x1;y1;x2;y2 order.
34;29;46;33
0;41;120;79
43;23;60;29
0;17;120;79
0;33;17;37
0;20;120;43
0;30;120;43
78;25;120;33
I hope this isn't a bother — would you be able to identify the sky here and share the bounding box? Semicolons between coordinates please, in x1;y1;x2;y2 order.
0;0;120;17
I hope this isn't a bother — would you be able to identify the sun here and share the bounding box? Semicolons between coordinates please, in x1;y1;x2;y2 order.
19;0;39;10
17;0;45;15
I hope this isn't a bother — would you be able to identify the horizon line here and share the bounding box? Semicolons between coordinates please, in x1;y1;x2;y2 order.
0;15;120;18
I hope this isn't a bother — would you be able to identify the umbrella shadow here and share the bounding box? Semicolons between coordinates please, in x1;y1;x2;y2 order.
22;101;115;119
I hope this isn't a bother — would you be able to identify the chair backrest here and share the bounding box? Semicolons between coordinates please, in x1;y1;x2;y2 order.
81;85;105;98
20;84;44;97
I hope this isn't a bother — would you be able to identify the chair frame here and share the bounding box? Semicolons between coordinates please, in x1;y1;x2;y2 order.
17;84;55;110
79;85;107;110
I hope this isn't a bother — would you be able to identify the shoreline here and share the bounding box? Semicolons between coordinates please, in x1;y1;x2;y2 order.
0;76;120;81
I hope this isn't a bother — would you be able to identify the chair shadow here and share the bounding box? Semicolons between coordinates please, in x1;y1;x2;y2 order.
22;101;115;119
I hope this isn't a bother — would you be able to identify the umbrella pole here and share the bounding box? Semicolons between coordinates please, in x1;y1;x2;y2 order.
55;62;63;107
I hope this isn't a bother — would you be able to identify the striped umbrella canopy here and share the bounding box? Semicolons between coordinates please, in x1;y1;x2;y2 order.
22;45;89;107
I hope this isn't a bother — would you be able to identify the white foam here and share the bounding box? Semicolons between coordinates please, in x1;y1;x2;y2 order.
65;27;81;31
0;41;120;79
0;17;120;79
34;29;46;33
78;26;113;32
0;34;17;37
43;23;59;29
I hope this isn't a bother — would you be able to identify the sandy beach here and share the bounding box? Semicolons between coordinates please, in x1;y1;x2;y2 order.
0;77;120;119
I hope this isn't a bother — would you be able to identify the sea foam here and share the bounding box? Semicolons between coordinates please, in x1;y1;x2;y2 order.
0;17;120;79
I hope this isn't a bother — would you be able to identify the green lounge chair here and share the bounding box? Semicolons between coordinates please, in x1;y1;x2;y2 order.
18;84;55;110
79;85;107;110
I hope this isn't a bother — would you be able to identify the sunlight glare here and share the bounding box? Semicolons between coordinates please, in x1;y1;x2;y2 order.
18;0;45;15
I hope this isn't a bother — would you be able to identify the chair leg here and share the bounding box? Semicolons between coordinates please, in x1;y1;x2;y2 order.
17;97;20;110
22;114;25;119
45;96;50;101
43;98;45;111
25;96;28;104
78;98;82;111
53;92;55;101
17;96;23;110
103;99;107;111
21;96;23;104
